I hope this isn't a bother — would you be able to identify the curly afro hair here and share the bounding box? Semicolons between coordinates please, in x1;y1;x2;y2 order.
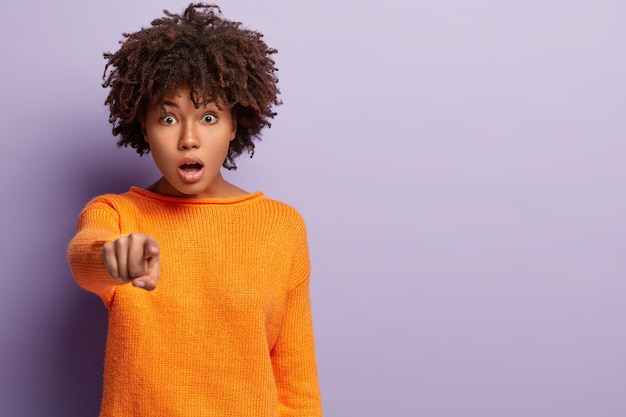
102;3;281;170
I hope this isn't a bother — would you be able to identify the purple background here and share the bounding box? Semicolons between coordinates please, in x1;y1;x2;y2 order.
1;0;624;416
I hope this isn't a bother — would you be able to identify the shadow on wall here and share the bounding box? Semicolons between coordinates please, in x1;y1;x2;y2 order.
49;290;108;415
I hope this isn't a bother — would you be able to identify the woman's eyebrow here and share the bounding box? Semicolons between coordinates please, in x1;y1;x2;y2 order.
161;99;218;108
162;100;180;108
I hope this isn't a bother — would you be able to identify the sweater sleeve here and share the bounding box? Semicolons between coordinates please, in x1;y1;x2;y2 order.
271;223;323;417
67;198;126;307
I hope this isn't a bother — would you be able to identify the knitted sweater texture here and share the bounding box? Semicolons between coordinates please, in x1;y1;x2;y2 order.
68;187;322;417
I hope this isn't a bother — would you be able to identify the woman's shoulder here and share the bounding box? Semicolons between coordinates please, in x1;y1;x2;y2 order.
82;188;143;210
253;196;309;240
258;195;305;219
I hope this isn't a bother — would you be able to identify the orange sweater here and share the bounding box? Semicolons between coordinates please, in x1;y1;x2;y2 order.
68;187;322;417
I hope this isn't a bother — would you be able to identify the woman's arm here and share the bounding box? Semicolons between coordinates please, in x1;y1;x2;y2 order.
271;220;323;416
67;200;126;306
271;277;323;417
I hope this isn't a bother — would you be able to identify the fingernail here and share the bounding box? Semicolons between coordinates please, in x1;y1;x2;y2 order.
133;280;146;288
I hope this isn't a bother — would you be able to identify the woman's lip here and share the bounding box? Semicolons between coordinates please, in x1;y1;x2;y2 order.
179;156;203;167
177;156;204;183
178;164;204;183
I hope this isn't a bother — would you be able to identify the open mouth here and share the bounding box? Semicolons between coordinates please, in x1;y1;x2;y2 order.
178;160;204;183
179;162;203;173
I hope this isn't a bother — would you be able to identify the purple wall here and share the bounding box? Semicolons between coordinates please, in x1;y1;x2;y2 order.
2;1;624;415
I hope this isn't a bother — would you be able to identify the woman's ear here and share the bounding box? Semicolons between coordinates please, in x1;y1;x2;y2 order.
141;120;149;142
230;118;237;141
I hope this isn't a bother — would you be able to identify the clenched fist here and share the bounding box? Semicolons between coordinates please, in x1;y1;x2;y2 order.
102;233;161;291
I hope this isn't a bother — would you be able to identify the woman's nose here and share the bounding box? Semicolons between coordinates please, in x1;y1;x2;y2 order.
179;123;199;149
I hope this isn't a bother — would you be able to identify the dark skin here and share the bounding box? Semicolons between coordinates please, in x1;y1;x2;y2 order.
103;233;160;290
103;3;281;170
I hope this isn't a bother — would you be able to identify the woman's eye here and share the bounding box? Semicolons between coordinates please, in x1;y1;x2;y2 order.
203;114;216;124
161;115;176;125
